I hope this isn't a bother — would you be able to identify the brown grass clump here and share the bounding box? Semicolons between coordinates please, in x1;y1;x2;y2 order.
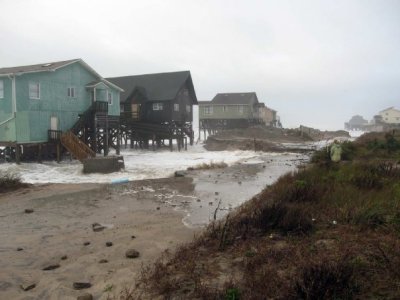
0;172;29;193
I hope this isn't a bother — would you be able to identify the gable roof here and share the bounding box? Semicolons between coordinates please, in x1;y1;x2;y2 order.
0;59;80;75
106;71;197;104
380;106;400;113
211;92;259;105
198;100;212;105
0;59;123;92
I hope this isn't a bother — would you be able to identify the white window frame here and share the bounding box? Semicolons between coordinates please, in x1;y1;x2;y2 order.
153;103;163;111
204;106;213;115
186;105;191;113
174;103;179;111
107;91;113;105
238;105;244;114
0;80;3;99
67;87;76;98
29;82;40;99
222;105;227;112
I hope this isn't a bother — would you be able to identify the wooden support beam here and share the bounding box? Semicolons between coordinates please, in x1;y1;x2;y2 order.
37;144;42;163
15;145;21;165
116;127;121;155
56;143;61;163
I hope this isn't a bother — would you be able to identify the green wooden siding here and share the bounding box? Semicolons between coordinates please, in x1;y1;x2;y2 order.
0;118;16;142
0;62;120;143
199;104;253;120
0;77;16;142
0;78;13;120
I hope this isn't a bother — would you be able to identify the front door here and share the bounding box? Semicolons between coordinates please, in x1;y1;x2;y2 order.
131;104;140;120
50;116;58;131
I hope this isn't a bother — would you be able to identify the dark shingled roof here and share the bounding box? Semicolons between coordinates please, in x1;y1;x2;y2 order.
106;71;197;104
0;59;80;75
211;92;259;105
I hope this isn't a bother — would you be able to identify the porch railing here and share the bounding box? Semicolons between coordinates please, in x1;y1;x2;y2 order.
48;130;63;142
93;101;108;113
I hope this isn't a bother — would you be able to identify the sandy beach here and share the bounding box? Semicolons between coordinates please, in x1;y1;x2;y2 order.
0;150;307;299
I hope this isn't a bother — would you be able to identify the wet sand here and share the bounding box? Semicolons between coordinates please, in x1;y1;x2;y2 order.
0;152;308;299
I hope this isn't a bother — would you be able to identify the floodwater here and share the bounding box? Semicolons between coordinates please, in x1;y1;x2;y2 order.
0;143;311;227
184;152;308;226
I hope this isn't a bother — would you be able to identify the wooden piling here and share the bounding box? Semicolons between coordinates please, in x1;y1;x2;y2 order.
15;145;21;165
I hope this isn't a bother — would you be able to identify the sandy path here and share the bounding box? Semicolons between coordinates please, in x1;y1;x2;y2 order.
0;178;197;299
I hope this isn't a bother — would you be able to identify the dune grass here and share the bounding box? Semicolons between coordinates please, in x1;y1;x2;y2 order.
130;131;400;299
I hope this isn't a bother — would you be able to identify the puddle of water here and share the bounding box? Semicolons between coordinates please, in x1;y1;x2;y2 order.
182;152;309;227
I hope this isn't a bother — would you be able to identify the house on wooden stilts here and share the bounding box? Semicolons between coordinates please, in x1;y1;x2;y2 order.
0;59;123;163
199;92;261;138
106;71;198;151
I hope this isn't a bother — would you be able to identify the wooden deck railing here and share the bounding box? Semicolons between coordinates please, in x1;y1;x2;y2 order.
48;130;63;142
93;101;108;113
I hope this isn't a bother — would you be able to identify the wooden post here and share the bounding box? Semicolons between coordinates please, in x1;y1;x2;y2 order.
185;137;187;150
15;145;21;164
37;144;42;163
116;127;121;155
56;143;61;163
169;138;173;151
104;129;109;157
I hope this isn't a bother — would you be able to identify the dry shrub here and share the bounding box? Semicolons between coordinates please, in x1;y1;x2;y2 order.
254;203;313;235
294;259;356;300
0;172;28;193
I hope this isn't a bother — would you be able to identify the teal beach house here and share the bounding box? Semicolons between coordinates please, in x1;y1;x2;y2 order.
0;59;123;162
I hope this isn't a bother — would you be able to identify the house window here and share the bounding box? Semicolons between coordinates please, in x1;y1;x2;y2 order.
0;80;3;98
67;87;75;98
29;82;40;99
238;105;244;114
153;103;163;111
204;106;213;115
186;105;191;113
222;106;227;112
107;92;113;105
174;103;179;111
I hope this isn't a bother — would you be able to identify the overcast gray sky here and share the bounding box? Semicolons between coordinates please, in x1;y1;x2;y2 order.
1;0;399;129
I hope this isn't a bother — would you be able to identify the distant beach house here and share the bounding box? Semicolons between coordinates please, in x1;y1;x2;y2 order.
378;107;400;124
257;103;279;127
0;59;123;162
106;71;198;148
344;115;369;130
199;92;277;131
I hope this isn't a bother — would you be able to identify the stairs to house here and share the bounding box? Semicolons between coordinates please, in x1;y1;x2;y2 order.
60;131;96;162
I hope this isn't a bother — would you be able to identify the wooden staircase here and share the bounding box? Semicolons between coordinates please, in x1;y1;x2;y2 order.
60;131;96;162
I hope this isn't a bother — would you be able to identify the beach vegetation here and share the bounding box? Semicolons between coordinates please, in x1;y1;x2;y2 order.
129;131;400;299
0;172;28;193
